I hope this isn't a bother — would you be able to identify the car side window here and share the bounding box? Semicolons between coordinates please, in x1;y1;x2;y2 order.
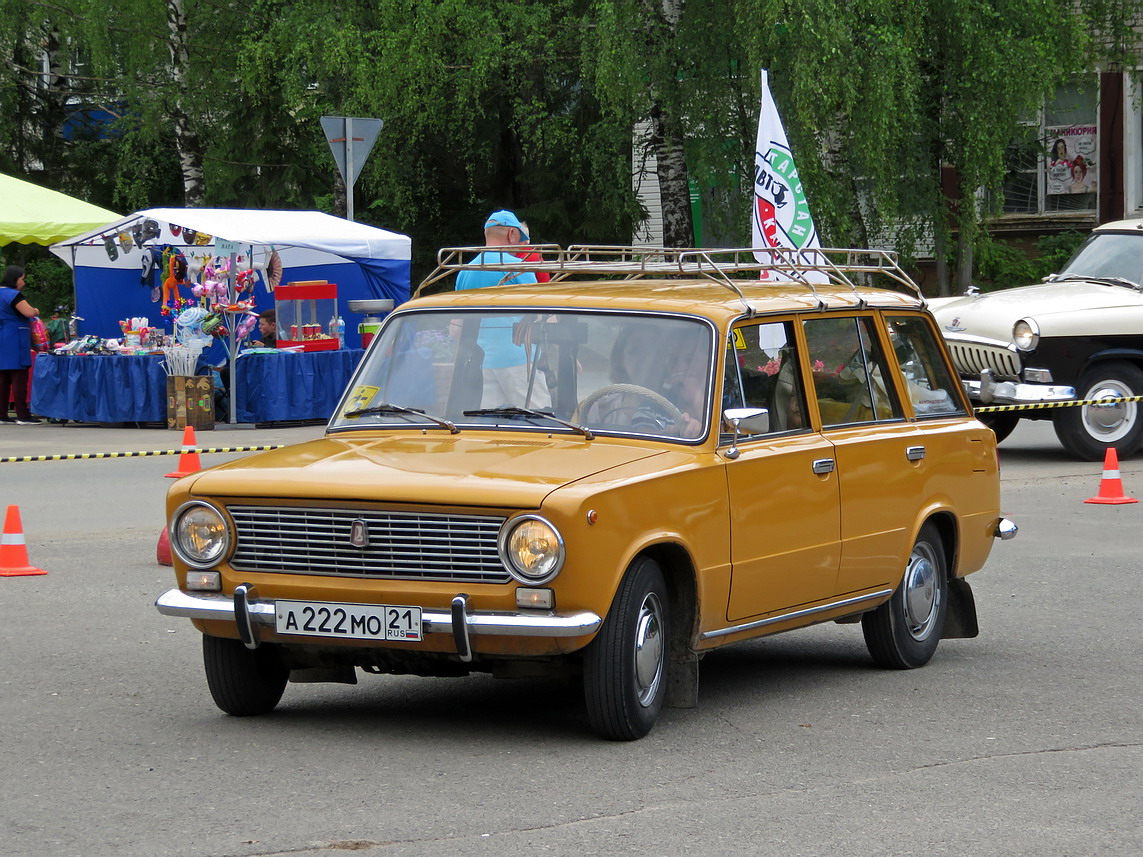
726;320;808;433
803;315;902;426
886;315;966;417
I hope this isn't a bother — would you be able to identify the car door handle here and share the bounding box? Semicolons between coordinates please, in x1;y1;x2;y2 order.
812;458;835;474
906;445;926;461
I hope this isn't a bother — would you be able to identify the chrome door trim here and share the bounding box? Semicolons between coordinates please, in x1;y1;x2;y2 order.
700;589;894;640
906;445;926;461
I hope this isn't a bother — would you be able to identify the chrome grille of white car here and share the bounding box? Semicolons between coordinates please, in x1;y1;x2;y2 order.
227;505;511;583
946;341;1022;380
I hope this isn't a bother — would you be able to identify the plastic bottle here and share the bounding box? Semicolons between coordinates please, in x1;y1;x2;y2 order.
336;315;345;347
329;314;339;343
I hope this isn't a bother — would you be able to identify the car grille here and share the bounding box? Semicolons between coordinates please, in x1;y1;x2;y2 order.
227;505;511;583
945;340;1022;380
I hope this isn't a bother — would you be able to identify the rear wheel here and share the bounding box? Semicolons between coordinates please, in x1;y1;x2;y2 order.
1053;361;1143;461
584;557;669;740
863;523;948;669
203;635;289;716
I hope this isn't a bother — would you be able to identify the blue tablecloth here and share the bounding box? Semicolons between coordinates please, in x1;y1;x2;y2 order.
31;353;168;423
31;349;365;424
234;349;364;423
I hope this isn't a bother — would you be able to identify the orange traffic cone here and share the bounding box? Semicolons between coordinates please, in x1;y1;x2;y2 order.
165;426;202;478
1084;447;1138;505
0;505;47;577
157;526;172;566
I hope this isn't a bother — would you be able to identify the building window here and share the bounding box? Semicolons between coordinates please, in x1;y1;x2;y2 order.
999;77;1098;215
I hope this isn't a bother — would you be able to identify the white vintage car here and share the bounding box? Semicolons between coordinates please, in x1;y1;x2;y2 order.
930;219;1143;460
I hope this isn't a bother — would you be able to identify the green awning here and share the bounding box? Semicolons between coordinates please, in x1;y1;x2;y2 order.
1;173;120;245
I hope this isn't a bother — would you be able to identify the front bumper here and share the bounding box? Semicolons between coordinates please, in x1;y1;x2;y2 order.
155;587;603;662
965;369;1075;406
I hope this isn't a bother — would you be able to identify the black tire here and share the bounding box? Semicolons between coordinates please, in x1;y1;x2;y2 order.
1052;361;1143;461
202;635;289;716
584;557;670;741
862;523;948;669
980;412;1019;444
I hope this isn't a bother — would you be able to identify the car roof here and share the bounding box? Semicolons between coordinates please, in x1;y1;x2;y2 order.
411;245;927;323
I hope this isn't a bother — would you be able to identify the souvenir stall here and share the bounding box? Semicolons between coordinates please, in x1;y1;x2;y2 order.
37;209;410;425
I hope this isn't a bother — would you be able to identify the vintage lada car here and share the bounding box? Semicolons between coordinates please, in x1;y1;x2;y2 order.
156;247;1015;740
930;219;1143;460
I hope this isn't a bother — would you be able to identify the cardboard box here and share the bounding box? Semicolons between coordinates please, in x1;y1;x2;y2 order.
167;375;215;431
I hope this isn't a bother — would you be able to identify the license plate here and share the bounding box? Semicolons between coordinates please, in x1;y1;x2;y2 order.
275;600;422;642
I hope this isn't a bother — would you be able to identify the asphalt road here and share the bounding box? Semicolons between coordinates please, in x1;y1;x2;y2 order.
0;420;1140;857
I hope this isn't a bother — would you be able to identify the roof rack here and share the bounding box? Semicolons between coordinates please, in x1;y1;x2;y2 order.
414;245;925;310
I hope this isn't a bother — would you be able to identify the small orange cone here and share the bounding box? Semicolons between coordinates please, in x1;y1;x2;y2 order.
0;505;47;577
165;426;202;478
1084;447;1138;505
157;526;172;566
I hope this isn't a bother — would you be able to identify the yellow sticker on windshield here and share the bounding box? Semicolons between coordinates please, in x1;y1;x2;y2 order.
731;329;747;350
345;385;380;414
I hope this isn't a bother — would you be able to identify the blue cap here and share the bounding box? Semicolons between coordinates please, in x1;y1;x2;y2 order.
484;210;528;241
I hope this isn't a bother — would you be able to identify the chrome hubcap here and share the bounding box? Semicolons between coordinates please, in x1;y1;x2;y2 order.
633;592;665;707
902;544;940;641
1083;382;1137;442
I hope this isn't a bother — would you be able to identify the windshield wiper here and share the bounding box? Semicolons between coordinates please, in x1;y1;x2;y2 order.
463;406;594;440
1051;273;1142;291
343;402;459;433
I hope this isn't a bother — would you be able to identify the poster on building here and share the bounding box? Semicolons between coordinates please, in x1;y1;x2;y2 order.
1045;125;1097;195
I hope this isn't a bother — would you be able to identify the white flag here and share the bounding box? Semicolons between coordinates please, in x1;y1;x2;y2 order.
752;70;822;279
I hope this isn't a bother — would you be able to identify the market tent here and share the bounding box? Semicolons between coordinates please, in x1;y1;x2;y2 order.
0;173;120;245
50;208;411;348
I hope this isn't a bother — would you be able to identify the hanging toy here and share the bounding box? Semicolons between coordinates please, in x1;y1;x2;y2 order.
234;311;259;340
236;269;256;293
161;252;190;315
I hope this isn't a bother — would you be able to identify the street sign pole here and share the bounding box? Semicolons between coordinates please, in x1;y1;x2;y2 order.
320;116;383;223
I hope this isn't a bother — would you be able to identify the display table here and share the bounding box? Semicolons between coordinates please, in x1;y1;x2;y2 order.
234;348;364;423
31;349;366;425
31;353;167;423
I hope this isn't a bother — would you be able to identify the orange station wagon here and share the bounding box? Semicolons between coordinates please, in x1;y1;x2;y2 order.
156;247;1016;740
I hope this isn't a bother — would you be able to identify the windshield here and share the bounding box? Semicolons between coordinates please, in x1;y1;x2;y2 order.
1056;232;1143;285
331;309;715;441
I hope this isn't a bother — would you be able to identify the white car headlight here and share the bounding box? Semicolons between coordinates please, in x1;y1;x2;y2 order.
499;515;564;584
1013;318;1040;352
172;502;231;567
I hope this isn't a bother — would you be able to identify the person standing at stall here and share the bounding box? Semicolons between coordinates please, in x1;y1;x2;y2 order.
455;210;551;407
0;265;42;424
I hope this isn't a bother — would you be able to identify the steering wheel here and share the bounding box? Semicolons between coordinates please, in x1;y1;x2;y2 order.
574;383;685;433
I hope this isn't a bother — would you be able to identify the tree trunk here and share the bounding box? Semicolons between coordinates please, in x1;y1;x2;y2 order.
934;227;950;297
166;0;205;206
956;229;974;295
650;101;693;247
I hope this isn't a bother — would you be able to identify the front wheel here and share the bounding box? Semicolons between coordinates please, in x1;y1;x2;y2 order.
980;411;1019;444
203;635;289;716
1053;361;1143;461
862;523;948;669
584;557;670;740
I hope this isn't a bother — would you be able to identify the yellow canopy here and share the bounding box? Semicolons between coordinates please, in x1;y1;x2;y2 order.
0;173;120;245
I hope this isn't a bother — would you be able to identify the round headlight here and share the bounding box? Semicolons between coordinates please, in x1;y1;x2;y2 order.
1012;318;1040;352
499;516;564;584
172;502;230;567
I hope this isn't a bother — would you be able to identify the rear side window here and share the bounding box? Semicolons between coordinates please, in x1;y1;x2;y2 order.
803;316;902;426
886;315;966;417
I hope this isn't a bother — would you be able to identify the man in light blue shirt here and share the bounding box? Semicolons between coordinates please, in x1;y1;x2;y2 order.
455;210;550;407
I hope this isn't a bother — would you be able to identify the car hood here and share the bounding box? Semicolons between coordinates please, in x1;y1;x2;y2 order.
929;280;1143;342
183;433;670;508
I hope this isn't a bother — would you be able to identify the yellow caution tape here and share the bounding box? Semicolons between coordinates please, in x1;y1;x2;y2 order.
975;394;1143;414
0;445;283;464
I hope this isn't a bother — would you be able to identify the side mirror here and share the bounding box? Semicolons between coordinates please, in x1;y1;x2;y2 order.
723;407;770;435
722;407;769;460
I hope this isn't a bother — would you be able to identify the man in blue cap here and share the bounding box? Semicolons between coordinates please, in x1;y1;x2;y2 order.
454;209;550;407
